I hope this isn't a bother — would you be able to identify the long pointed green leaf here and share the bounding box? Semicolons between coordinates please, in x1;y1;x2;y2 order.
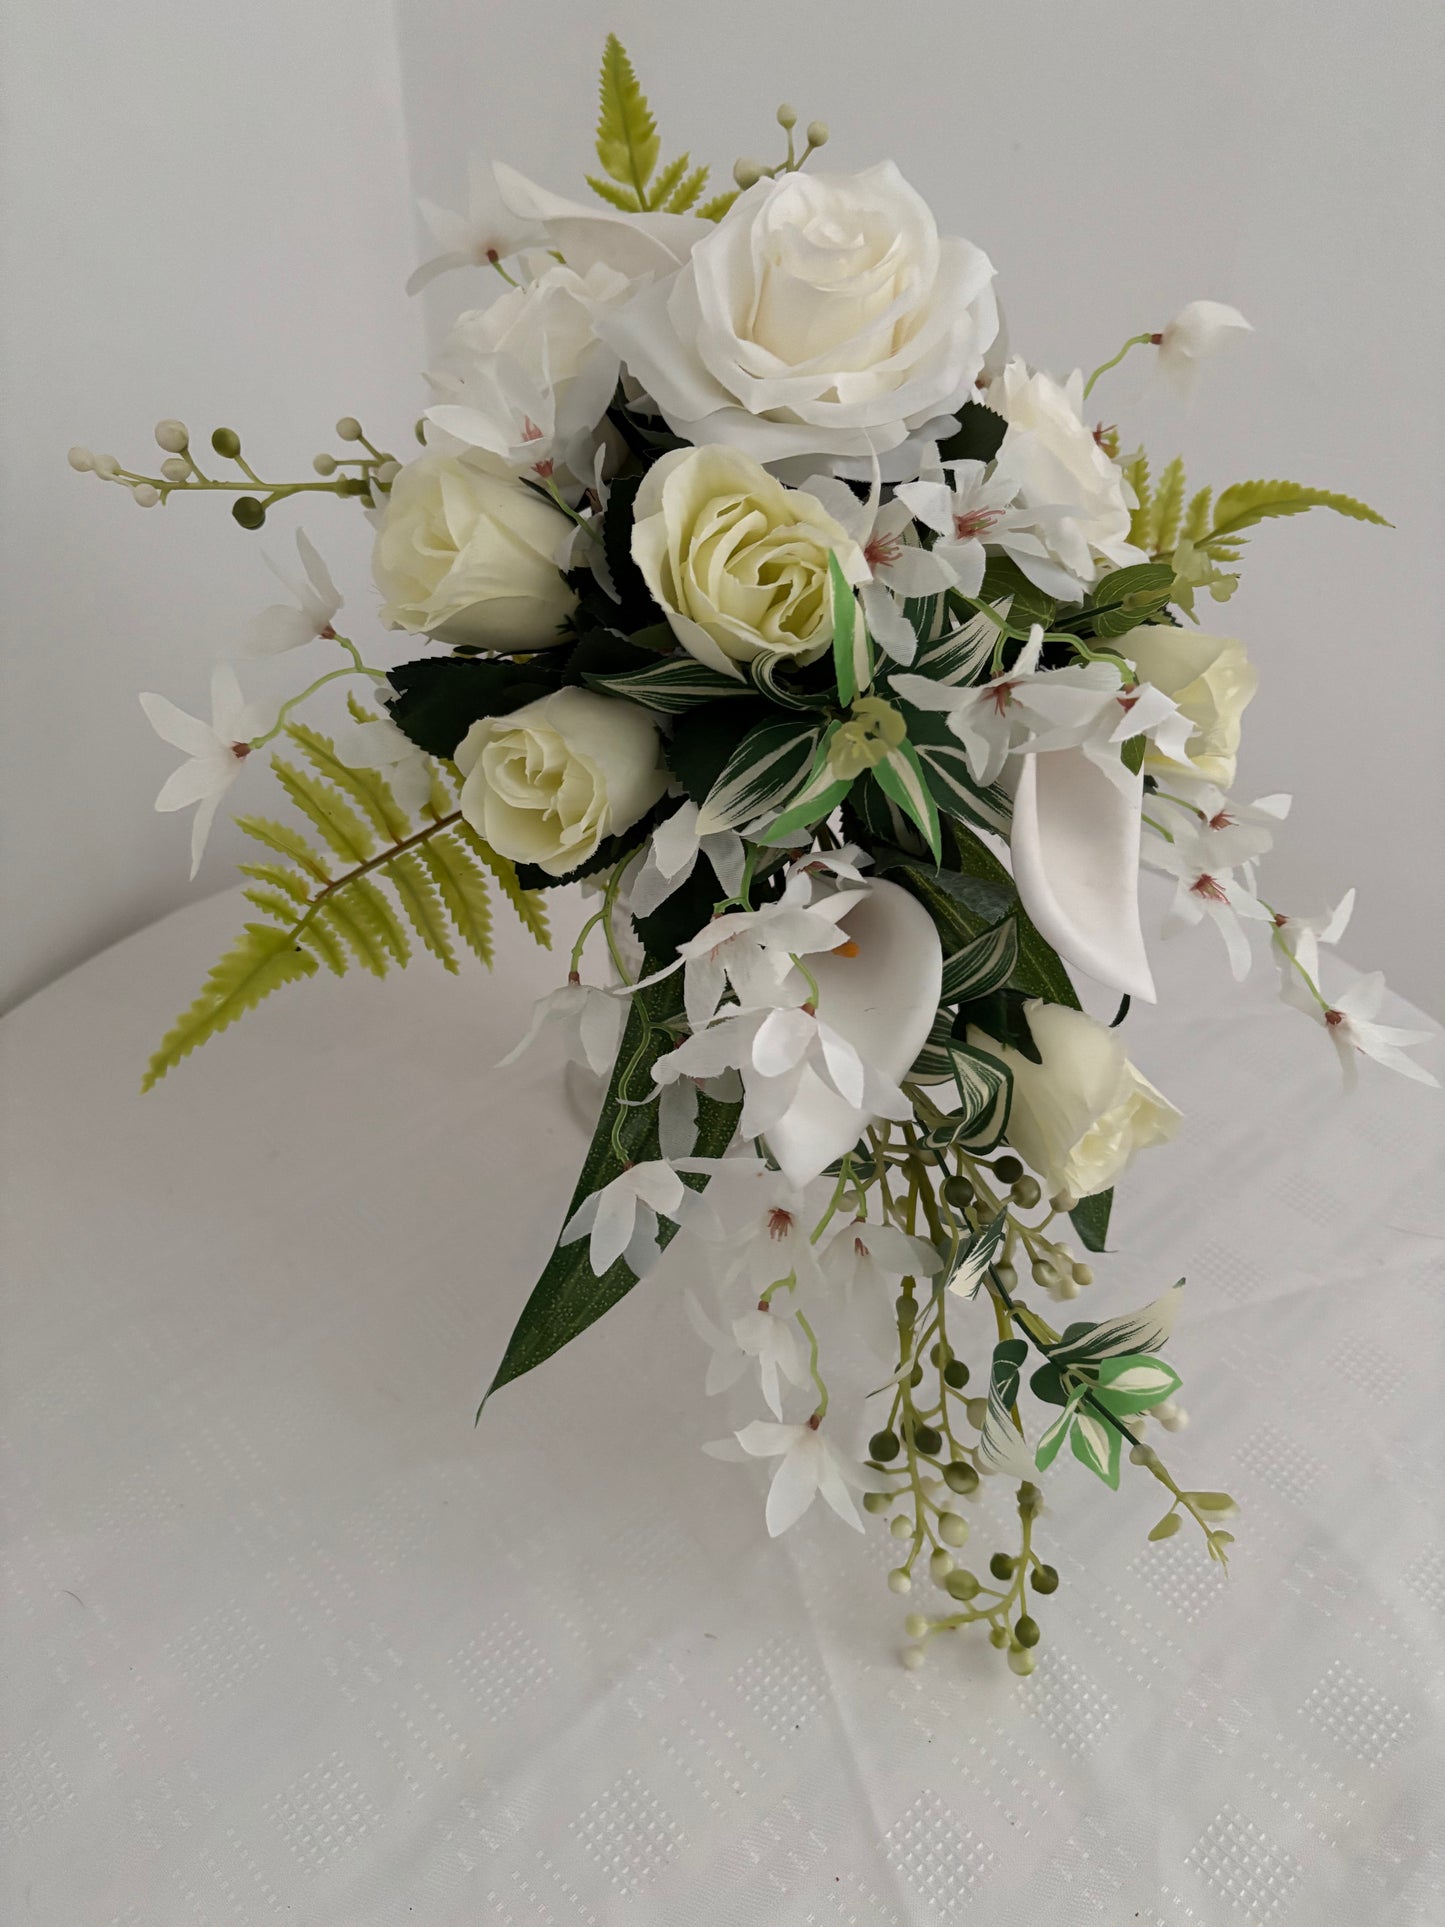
873;739;941;862
829;552;871;704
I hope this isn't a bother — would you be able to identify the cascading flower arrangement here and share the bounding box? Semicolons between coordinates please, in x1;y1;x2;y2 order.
76;38;1436;1675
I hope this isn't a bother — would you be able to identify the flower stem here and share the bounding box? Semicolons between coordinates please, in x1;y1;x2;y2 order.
1082;332;1155;403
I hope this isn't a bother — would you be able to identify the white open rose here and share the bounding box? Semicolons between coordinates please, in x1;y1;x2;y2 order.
631;444;870;674
596;163;998;466
1123;626;1257;789
455;688;667;876
372;451;577;650
425;260;628;487
986;357;1145;599
968;1001;1181;1199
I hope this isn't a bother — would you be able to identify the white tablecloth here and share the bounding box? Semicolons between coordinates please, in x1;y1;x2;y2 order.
3;888;1442;1925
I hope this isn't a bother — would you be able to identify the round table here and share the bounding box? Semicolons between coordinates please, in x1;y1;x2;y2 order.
2;888;1441;1924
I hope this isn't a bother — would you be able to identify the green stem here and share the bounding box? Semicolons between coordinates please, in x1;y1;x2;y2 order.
248;666;378;748
795;1311;828;1417
1082;332;1155;403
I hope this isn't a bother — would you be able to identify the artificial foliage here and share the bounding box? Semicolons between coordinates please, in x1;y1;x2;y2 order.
76;38;1435;1677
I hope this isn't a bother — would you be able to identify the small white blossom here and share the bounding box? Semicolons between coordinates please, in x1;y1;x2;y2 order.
629;800;746;921
336;713;433;815
798;468;955;664
405;157;545;296
705;1420;885;1535
241;530;342;656
1145;816;1273;979
731;1306;810;1418
1154;301;1252;401
895;459;1037;601
820;1219;943;1359
139;665;266;877
560;1159;688;1277
1280;968;1439;1092
500;978;628;1078
690;1164;827;1297
670;878;864;1030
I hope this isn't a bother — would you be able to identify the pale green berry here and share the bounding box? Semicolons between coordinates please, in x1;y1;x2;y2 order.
901;1644;926;1671
335;416;363;441
1011;1176;1042;1210
1072;1262;1094;1287
313;453;338;476
929;1549;953;1583
775;102;798;129
733;159;764;189
154;418;189;453
160;457;189;483
67;445;95;472
890;1513;912;1540
862;1490;891;1515
132;483;159;508
939;1511;969;1548
1008;1645;1037;1676
904;1613;928;1638
887;1567;912;1594
806;120;829;147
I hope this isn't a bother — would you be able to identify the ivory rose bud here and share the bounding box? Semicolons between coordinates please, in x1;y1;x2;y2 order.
1123;625;1258;789
596;162;999;465
454;688;666;877
631;444;869;674
968;1001;1181;1200
371;450;576;650
986;357;1145;599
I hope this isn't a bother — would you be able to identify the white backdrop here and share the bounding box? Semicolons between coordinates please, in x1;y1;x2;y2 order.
3;0;1442;1013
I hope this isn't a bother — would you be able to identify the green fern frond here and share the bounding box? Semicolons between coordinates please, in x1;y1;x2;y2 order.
593;34;659;207
1182;485;1213;544
646;153;691;210
271;757;374;864
234;816;331;883
420;834;495;967
315;892;390;978
296;914;348;977
1123;448;1152;548
243;884;307;925
666;164;709;212
1206;479;1391;545
388;850;459;972
457;821;549;948
585;172;644;213
287;721;408;843
697;188;739;223
347;875;410;970
142;925;317;1091
238;860;311;904
1150;455;1186;556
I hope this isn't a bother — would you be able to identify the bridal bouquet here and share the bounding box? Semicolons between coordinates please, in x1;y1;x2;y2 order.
76;39;1434;1674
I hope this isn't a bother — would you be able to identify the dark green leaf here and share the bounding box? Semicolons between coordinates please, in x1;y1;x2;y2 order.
1069;1189;1113;1253
482;959;741;1406
935;400;1007;466
939;919;1019;1004
665;699;776;805
388;657;561;759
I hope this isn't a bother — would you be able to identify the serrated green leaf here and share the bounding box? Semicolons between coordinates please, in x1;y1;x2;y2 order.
143;924;317;1091
645;152;691;210
1124;447;1152;548
233;816;331;884
287;722;408;843
1182;485;1213;543
584;173;645;212
1149;455;1186;555
271;758;374;865
388;849;458;972
1208;479;1390;542
665;163;709;213
593;34;659;205
696;188;739;223
939;918;1018;1004
419;833;494;966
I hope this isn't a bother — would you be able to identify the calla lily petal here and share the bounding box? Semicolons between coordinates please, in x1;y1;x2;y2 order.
766;880;942;1186
1011;748;1157;1003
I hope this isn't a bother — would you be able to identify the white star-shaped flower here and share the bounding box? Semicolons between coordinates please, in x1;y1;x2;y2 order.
336;712;433;815
820;1218;944;1360
1280;969;1438;1092
705;1420;886;1535
1154;301;1252;401
560;1159;689;1277
405;157;545;295
1145;817;1273;979
895;458;1035;601
500;977;629;1079
629;800;746;921
139;665;266;877
241;530;342;656
799;468;956;664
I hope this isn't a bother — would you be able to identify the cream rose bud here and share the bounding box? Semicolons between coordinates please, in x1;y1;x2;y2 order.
595;162;998;465
631;444;870;674
371;450;576;650
455;689;667;877
968;1001;1181;1200
1123;625;1258;789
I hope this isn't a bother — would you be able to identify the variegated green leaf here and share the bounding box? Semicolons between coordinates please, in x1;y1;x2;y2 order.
1090;1352;1182;1415
1034;1386;1087;1472
945;1043;1012;1151
1088;562;1176;639
940;919;1019;1004
873;740;941;862
1069;1408;1122;1488
755;721;851;843
1049;1282;1184;1367
829;552;871;704
695;719;822;835
976;1337;1035;1479
583;656;751;714
912;739;1013;836
907;1007;957;1083
747;651;831;711
946;1208;1009;1301
909;604;1002;685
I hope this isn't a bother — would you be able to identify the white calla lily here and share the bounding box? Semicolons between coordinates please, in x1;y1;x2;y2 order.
765;879;943;1186
1010;747;1156;1002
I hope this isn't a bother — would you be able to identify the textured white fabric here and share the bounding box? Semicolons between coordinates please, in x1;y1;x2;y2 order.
2;886;1442;1925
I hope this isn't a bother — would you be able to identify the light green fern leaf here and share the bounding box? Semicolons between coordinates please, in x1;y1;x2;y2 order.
234;816;331;883
646;153;691;210
420;834;495;967
666;164;709;212
457;821;550;948
142;925;317;1091
1123;448;1152;548
271;758;374;864
1150;455;1186;555
288;721;408;843
1206;479;1391;544
388;850;459;972
584;173;643;213
1182;485;1213;544
697;188;739;223
238;860;310;904
593;34;658;207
